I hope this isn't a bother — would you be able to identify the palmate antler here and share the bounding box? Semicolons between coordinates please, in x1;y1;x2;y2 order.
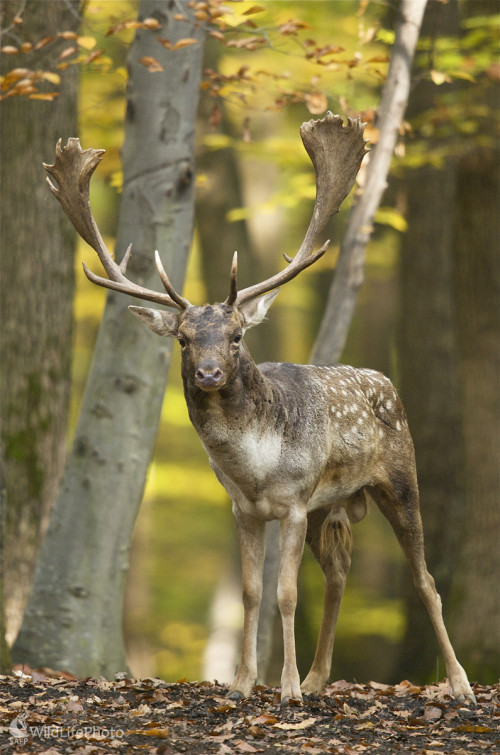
44;138;190;311
45;116;367;310
228;113;368;307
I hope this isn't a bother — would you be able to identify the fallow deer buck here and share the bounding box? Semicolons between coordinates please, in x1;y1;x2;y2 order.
45;115;474;704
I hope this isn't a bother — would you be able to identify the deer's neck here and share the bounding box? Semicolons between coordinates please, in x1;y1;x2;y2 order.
183;349;273;447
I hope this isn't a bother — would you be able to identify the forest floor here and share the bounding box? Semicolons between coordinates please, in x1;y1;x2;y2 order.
0;669;498;754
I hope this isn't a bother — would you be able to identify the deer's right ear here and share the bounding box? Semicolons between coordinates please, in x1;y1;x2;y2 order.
129;305;178;337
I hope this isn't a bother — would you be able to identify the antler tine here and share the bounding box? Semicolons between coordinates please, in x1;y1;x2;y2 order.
81;261;186;308
44;138;188;311
235;240;330;306
233;112;368;307
119;243;133;274
154;250;190;310
225;252;239;306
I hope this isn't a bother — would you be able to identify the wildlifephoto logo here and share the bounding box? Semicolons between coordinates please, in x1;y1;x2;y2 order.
9;711;124;744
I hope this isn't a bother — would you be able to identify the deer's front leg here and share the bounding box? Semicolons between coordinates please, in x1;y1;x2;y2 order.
229;508;266;700
278;508;308;704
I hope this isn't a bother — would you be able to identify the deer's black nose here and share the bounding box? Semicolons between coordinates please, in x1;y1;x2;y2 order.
195;361;225;390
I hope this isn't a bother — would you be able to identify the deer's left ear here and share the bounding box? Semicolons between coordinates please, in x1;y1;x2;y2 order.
129;305;179;337
239;289;280;331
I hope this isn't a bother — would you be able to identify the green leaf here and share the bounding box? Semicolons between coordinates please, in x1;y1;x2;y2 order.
375;206;408;232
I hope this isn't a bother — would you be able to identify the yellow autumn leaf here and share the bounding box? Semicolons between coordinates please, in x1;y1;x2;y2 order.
375;207;408;232
142;17;161;30
430;69;451;85
77;36;97;50
29;92;59;101
41;71;61;85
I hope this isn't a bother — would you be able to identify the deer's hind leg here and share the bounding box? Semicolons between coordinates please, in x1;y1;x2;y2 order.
301;506;353;695
369;473;475;702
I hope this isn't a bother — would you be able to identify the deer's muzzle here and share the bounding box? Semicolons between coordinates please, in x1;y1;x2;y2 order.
195;360;226;391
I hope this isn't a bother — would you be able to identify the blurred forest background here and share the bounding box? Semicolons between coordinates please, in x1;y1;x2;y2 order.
1;0;499;689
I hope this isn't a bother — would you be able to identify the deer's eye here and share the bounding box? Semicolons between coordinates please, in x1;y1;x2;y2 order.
178;336;187;348
232;334;242;345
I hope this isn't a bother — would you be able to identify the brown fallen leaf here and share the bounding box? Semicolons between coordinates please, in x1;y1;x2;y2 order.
424;704;444;722
274;716;317;730
369;680;394;693
234;740;259;753
251;713;279;725
139;56;163;72
125;727;169;738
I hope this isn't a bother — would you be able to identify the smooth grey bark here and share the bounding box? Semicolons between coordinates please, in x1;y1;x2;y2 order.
13;1;205;677
257;0;428;680
0;0;79;646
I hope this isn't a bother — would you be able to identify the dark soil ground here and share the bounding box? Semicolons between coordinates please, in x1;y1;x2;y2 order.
1;670;498;754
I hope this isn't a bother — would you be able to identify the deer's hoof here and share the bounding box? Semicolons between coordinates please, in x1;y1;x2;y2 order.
281;694;303;707
456;689;477;705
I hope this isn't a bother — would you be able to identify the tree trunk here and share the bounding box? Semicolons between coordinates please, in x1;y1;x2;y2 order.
0;457;11;673
450;145;500;680
396;157;465;681
394;0;500;684
195;38;290;682
0;0;79;646
12;1;205;678
394;0;463;681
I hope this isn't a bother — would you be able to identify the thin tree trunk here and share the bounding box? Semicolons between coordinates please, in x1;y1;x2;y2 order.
196;43;281;681
13;1;205;678
0;0;79;646
311;0;427;365
257;0;428;682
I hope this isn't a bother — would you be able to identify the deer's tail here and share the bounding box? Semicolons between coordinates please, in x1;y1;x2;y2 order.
319;507;353;561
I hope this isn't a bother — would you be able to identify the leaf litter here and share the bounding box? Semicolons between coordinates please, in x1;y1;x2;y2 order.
0;669;498;754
